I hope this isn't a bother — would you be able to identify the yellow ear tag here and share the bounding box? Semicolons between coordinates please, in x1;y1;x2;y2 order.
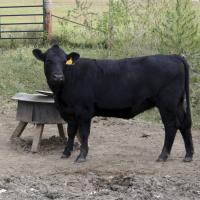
66;57;73;65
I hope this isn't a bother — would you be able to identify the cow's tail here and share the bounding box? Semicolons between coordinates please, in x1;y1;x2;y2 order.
179;56;192;129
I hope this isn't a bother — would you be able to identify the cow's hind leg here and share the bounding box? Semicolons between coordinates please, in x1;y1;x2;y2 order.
61;121;78;158
157;108;178;162
75;120;91;163
177;105;194;162
180;128;194;162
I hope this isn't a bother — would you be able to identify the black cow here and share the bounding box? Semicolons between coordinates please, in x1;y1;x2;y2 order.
33;44;194;163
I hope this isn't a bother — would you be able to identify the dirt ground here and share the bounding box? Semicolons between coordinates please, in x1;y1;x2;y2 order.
0;104;200;200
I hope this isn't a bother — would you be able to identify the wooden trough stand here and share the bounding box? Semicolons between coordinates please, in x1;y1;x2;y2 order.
11;92;66;152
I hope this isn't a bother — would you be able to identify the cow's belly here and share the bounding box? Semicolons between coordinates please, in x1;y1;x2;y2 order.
94;99;155;119
94;106;133;119
95;89;153;109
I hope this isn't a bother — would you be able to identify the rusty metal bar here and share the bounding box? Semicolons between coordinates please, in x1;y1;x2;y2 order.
1;30;44;33
0;37;43;39
0;5;43;8
0;14;43;17
0;22;43;25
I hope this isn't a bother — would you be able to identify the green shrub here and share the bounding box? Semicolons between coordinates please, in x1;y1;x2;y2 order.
156;0;200;56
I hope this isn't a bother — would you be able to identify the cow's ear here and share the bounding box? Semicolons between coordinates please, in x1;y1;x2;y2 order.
66;52;80;65
32;49;45;61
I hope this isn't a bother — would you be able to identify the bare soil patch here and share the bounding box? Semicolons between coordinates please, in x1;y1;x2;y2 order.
0;104;200;200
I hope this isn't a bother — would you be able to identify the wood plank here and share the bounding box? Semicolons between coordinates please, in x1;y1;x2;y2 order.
32;103;65;124
31;124;44;153
10;121;28;139
16;102;33;122
57;124;67;139
12;93;54;103
16;101;65;124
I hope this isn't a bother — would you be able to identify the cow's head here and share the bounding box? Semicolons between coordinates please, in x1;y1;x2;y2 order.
32;44;80;90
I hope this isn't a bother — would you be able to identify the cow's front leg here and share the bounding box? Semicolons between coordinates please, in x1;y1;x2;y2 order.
61;121;78;158
75;120;91;163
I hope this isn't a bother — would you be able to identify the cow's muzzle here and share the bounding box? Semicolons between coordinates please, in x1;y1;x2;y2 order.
50;74;65;84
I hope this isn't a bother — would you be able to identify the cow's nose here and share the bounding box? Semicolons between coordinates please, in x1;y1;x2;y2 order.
51;74;64;82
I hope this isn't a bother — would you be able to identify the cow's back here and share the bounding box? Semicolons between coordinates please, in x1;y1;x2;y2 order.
92;55;184;109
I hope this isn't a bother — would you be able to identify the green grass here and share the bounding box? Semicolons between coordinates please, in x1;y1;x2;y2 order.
1;0;200;128
0;47;46;104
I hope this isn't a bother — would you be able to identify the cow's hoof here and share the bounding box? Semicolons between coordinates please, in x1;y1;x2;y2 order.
61;153;71;159
156;155;168;162
75;156;86;163
183;156;193;162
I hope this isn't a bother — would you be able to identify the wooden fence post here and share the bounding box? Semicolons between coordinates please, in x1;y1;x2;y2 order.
44;0;52;41
0;17;1;38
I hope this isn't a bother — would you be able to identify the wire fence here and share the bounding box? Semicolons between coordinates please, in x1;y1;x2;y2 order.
0;0;109;40
52;14;106;33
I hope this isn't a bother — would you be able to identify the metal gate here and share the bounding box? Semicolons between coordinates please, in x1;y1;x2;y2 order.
0;1;45;40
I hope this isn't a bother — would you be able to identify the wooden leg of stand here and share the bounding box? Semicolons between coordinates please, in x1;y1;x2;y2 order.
31;124;44;153
10;121;28;139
